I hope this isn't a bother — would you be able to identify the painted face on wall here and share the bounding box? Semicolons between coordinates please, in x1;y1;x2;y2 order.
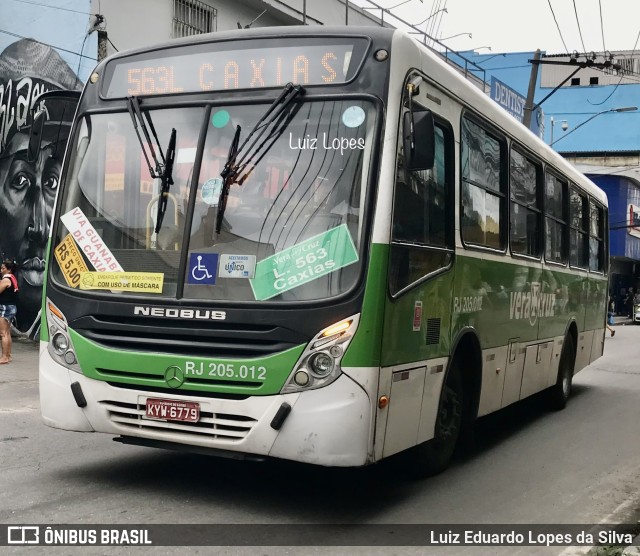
0;131;62;330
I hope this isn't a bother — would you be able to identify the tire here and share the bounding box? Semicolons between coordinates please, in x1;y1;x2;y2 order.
409;363;464;478
547;334;575;411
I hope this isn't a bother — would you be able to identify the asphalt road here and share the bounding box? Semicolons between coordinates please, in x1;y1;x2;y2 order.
1;326;640;556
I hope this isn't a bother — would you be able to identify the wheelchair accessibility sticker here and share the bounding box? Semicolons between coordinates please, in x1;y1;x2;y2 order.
188;253;219;285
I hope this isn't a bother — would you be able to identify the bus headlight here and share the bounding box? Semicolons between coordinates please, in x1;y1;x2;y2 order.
309;352;333;377
52;332;69;354
281;314;360;393
46;299;81;374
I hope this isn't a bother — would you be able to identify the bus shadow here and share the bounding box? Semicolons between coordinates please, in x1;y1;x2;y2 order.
454;382;591;463
59;441;418;522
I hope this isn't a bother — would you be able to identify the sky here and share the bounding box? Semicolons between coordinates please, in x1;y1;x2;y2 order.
352;0;640;55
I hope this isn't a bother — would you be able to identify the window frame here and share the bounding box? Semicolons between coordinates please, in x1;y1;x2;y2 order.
543;169;569;266
388;98;456;299
588;198;607;274
508;144;543;261
459;111;508;254
172;0;217;38
569;185;589;270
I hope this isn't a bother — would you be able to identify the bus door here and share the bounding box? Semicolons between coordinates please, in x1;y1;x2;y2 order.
378;82;455;457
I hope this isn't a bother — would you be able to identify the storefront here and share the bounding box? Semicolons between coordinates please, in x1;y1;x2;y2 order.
588;170;640;315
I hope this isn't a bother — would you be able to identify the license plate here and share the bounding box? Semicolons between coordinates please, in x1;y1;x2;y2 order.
145;398;200;423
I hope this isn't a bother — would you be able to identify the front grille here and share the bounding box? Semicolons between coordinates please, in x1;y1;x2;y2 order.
101;400;257;441
106;381;249;400
97;367;263;389
72;315;308;358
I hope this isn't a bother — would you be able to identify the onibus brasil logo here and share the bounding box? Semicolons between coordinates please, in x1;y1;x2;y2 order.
509;282;556;326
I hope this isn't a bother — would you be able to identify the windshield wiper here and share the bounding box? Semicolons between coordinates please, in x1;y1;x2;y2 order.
216;82;304;234
216;124;241;235
126;96;176;235
155;128;176;234
127;96;166;179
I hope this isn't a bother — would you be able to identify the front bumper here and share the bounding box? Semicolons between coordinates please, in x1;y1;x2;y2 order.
39;343;373;467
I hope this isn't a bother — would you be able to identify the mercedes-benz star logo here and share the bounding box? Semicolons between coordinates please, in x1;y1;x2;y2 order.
164;366;185;388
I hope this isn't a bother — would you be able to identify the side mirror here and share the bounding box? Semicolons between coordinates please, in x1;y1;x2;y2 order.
403;109;435;171
27;109;46;163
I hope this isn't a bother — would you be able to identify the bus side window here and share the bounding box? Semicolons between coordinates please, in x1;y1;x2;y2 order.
510;148;542;258
460;116;506;250
390;118;453;296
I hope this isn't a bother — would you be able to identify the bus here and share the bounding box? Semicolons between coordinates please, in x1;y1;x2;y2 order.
39;25;608;476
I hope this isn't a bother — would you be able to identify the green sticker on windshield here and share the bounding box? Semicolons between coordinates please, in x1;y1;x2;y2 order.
212;110;230;128
250;224;358;301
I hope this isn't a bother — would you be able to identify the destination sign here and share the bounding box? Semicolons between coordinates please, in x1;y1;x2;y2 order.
102;38;369;98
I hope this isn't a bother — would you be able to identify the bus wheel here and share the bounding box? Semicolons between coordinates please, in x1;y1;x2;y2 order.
546;334;575;411
410;363;463;477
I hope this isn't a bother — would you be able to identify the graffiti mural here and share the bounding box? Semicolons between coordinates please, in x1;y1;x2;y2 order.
0;39;82;335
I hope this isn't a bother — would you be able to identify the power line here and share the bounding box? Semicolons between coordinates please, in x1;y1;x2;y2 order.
572;0;587;54
107;36;119;53
587;29;640;105
431;0;447;44
547;0;570;54
6;0;91;15
598;0;606;53
425;0;443;47
530;49;640;85
77;33;89;76
0;28;97;61
467;64;531;71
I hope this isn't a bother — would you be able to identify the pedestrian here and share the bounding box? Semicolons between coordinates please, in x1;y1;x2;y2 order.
625;288;634;318
0;260;19;364
606;296;616;336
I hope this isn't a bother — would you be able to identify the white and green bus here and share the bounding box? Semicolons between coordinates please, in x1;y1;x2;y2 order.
39;25;608;476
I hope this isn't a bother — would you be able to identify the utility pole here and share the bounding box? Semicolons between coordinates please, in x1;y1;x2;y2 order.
523;49;540;129
97;29;108;61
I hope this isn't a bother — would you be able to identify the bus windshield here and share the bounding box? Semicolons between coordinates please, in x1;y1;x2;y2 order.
52;98;376;303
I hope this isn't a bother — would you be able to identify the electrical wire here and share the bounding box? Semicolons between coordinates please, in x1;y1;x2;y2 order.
427;0;446;47
587;29;640;105
7;0;91;15
424;0;440;47
572;0;587;54
107;36;119;52
599;0;606;53
547;0;570;54
420;0;434;45
432;0;448;45
0;28;97;60
77;33;89;76
467;64;532;71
